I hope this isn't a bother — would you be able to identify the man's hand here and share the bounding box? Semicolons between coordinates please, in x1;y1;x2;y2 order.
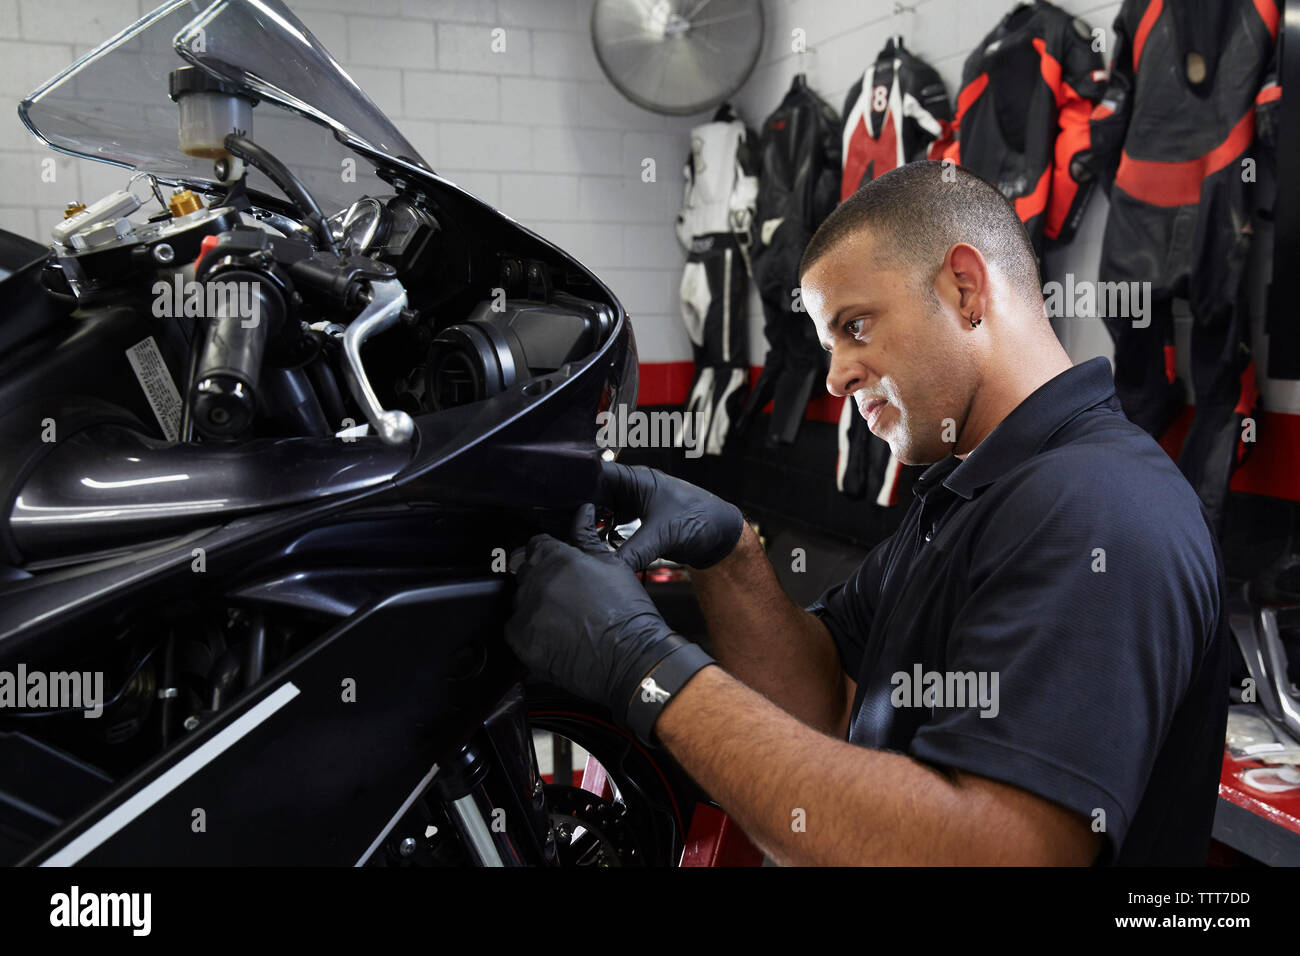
505;504;714;743
599;460;744;572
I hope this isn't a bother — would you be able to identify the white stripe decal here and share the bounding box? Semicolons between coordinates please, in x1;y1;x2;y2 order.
354;761;441;867
40;682;301;866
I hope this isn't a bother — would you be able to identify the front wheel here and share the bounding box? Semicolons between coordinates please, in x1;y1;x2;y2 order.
526;685;704;867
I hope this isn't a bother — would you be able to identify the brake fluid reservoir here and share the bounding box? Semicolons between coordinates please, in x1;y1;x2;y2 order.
168;67;257;183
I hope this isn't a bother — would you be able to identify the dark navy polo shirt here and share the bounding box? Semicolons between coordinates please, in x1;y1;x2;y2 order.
807;357;1230;865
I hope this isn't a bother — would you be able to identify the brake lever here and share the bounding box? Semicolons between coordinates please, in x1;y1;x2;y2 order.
340;277;415;445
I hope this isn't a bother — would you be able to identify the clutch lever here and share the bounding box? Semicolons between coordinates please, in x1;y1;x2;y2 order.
341;277;415;445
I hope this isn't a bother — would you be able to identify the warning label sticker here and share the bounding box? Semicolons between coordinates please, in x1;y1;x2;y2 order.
125;336;182;442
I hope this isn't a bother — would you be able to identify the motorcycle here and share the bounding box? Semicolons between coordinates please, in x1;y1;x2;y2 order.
0;0;707;866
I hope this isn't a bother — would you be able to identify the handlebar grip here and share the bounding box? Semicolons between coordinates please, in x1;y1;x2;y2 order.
189;270;284;439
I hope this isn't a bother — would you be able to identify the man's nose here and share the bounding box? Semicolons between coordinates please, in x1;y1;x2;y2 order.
826;347;864;398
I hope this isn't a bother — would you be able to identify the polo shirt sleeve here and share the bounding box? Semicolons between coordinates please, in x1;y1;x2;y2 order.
804;534;894;676
907;457;1220;862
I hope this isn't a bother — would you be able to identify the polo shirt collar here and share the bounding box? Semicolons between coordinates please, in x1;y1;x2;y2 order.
912;357;1116;502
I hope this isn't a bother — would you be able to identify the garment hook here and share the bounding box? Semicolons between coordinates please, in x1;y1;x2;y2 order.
891;2;917;46
793;34;817;88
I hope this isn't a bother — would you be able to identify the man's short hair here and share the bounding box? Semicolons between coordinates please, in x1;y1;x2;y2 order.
799;160;1043;315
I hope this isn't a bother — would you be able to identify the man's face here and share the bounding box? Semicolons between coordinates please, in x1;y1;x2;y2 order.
801;231;975;466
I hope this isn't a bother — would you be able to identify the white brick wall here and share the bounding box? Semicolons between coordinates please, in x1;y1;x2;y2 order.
349;16;436;69
17;0;140;47
0;0;1290;413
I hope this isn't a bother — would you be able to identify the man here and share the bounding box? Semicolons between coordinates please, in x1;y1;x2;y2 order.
507;160;1230;866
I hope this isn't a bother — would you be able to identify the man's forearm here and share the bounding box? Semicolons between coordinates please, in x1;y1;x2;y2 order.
654;665;964;864
653;666;1095;866
689;523;845;734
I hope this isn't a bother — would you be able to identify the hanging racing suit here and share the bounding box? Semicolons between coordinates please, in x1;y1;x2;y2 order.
841;35;954;201
736;74;842;446
674;103;759;456
838;35;953;504
1085;0;1280;537
942;0;1107;257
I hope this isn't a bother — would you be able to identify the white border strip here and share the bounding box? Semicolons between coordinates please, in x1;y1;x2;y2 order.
40;682;301;866
353;762;441;867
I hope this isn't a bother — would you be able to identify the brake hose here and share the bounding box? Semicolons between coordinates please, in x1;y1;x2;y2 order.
223;133;339;254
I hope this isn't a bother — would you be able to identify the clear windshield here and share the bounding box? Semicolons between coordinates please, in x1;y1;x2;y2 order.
19;0;430;213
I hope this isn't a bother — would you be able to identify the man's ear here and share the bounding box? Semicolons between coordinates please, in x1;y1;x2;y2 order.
941;242;991;321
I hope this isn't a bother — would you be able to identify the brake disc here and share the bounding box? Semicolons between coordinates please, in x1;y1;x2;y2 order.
545;784;645;867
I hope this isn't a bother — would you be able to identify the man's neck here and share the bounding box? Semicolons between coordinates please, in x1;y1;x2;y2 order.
954;346;1074;459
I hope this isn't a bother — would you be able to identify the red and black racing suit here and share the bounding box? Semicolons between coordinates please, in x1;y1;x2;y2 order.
942;0;1107;257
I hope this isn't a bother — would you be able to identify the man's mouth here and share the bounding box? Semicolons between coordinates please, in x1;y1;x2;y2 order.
860;398;888;430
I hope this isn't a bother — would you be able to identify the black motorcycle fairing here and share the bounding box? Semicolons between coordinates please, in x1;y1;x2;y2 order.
0;247;66;358
0;395;152;566
0;297;194;449
0;487;367;670
0;730;115;865
10;425;413;562
15;577;519;866
394;348;615;510
229;565;443;620
0;230;45;278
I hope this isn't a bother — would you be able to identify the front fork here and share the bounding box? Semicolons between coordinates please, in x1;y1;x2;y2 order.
436;683;557;866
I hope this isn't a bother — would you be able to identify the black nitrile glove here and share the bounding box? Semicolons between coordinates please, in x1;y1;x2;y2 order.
598;460;744;572
505;504;714;744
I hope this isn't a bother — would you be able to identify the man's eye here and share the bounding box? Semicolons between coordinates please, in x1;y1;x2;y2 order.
845;318;864;337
